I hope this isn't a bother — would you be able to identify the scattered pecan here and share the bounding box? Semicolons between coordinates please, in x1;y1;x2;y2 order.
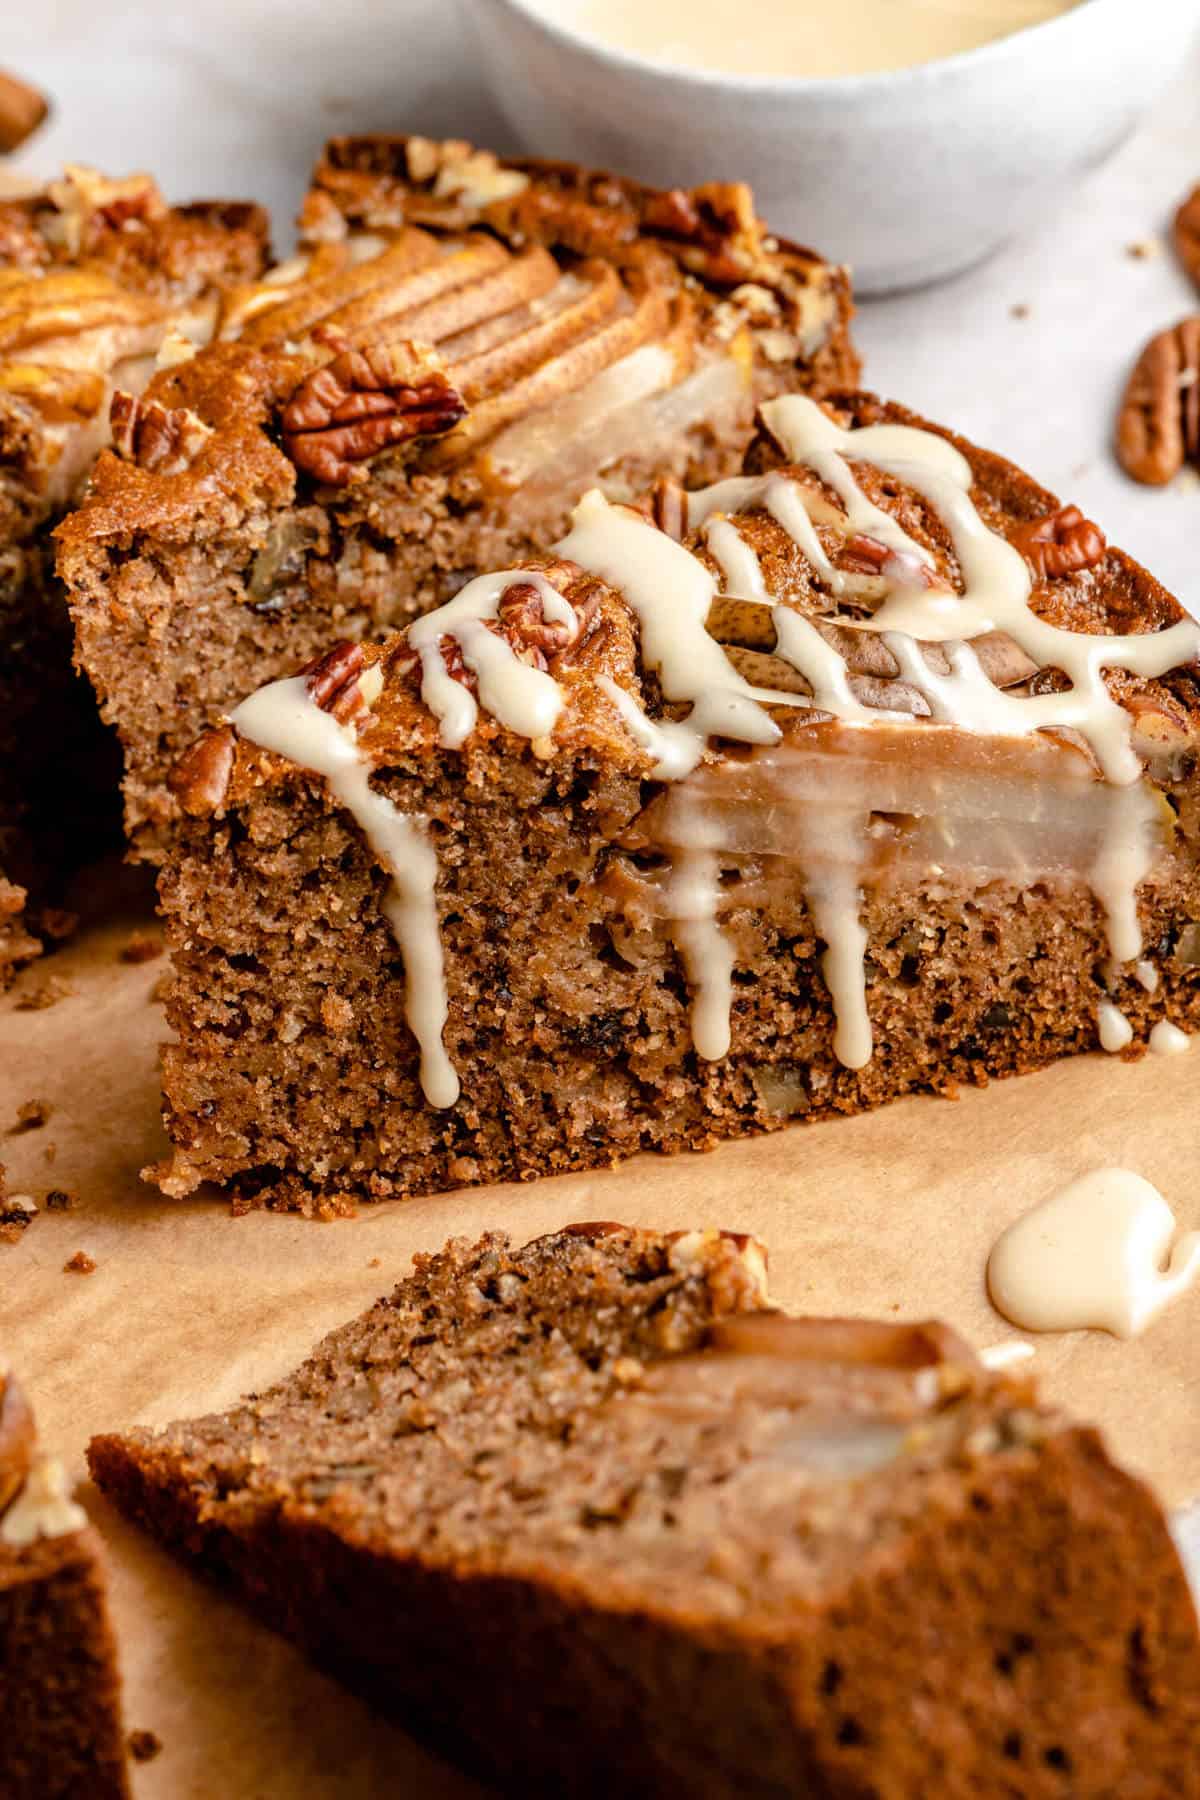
1116;317;1200;486
1009;505;1106;579
110;390;213;475
1173;184;1200;292
168;724;235;816
0;71;48;155
302;640;369;726
280;345;467;486
128;1731;162;1766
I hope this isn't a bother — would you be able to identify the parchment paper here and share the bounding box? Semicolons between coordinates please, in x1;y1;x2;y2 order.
1;878;1197;1798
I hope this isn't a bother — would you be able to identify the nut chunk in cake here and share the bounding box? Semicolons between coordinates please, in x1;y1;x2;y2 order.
1;1365;129;1799
152;391;1200;1211
88;1225;1200;1797
58;132;856;861
0;164;269;987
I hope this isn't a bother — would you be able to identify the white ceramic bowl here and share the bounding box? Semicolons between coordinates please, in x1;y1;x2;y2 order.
463;0;1198;293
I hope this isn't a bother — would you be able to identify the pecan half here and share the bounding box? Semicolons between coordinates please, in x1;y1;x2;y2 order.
1173;184;1200;292
302;640;368;726
168;725;236;816
1116;317;1200;486
110;390;213;475
1009;504;1106;579
280;344;468;486
499;575;602;670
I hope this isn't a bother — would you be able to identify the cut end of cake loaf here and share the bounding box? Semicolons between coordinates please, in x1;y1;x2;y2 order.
58;134;856;862
87;1225;1200;1798
0;164;271;984
150;390;1200;1211
1;1366;129;1800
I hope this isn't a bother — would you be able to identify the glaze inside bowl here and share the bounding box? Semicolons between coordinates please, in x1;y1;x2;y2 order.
528;0;1084;82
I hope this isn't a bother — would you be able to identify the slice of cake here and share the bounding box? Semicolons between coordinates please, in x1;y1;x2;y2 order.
57;132;856;862
152;390;1200;1211
2;1363;129;1799
0;165;268;985
87;1225;1200;1796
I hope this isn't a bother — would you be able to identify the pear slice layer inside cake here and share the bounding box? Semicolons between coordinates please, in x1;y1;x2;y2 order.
88;1225;1200;1798
153;391;1200;1210
58;132;856;863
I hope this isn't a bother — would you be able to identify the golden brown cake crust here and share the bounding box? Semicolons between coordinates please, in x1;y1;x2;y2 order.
59;139;859;867
148;386;1200;1211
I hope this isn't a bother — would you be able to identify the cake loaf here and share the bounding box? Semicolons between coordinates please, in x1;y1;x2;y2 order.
0;164;268;986
152;390;1200;1211
57;132;856;861
2;1364;129;1799
88;1225;1200;1797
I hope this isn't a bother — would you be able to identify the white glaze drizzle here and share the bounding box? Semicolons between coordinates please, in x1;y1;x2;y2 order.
407;569;573;750
1097;1001;1133;1053
987;1168;1200;1338
230;678;460;1108
1134;958;1160;993
232;396;1196;1088
1150;1020;1190;1055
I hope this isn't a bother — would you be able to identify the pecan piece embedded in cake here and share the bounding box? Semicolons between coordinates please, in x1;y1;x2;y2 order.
110;390;213;475
302;639;370;727
1116;317;1200;485
1009;504;1106;579
280;344;468;486
167;725;236;817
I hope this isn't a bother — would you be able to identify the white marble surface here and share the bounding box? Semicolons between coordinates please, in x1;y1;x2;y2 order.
7;0;1198;1583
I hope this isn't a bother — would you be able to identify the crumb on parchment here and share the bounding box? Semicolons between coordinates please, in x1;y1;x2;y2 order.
128;1729;162;1763
64;1250;96;1275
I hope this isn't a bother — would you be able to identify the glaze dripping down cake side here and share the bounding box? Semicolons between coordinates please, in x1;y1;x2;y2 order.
87;1226;1200;1796
0;164;269;986
57;131;856;864
152;390;1200;1212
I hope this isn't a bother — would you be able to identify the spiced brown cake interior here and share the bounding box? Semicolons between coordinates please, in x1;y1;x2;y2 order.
88;1225;1200;1797
150;389;1200;1212
0;165;268;986
58;132;856;861
1;1364;129;1799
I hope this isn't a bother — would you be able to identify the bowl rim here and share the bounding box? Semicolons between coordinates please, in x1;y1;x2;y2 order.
475;0;1137;94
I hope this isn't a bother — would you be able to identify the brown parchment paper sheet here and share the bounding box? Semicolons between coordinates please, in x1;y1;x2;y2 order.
1;883;1197;1797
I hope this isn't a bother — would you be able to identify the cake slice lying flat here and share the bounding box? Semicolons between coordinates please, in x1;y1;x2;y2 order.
0;164;268;984
88;1225;1200;1797
58;132;855;862
153;390;1200;1210
2;1365;129;1799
